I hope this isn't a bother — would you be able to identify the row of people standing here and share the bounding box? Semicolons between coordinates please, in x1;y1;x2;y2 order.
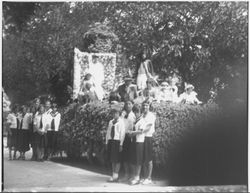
106;100;156;185
6;99;61;161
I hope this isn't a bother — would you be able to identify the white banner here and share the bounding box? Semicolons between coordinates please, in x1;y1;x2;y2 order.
73;48;116;99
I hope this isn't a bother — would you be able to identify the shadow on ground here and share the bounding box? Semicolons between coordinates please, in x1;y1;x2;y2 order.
51;156;167;182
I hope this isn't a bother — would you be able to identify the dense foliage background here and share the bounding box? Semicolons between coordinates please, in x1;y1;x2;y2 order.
2;2;248;106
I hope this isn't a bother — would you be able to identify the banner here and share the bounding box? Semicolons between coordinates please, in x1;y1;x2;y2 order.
73;48;116;99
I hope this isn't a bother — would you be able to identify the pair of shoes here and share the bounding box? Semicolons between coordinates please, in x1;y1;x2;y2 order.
107;177;119;183
142;178;152;185
130;179;140;185
139;179;145;183
37;158;44;162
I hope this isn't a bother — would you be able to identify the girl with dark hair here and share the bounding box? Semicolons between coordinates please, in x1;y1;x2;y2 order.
43;100;52;160
128;104;145;185
140;100;156;185
6;104;19;160
30;98;41;161
121;100;136;182
33;105;46;161
136;50;155;91
105;108;126;182
17;105;32;160
48;103;61;158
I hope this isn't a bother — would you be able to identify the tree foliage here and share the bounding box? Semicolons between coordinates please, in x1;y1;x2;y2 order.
2;2;248;105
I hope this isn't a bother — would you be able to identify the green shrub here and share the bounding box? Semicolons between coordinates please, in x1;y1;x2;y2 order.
58;101;247;185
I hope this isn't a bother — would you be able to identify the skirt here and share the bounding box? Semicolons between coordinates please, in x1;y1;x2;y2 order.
7;128;18;148
31;132;41;148
46;131;58;150
17;130;30;152
130;142;144;165
107;139;121;163
122;134;131;162
29;124;35;147
137;74;147;90
143;137;153;163
37;133;47;148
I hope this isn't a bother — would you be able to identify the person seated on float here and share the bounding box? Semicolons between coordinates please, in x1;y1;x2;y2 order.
117;75;138;102
82;82;98;104
157;81;173;102
167;77;179;103
79;73;95;93
178;83;202;104
78;74;96;103
141;78;158;102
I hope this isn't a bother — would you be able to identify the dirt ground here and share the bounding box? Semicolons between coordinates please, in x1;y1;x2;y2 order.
2;137;247;192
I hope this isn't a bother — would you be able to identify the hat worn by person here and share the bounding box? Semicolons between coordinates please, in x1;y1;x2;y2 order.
185;84;194;91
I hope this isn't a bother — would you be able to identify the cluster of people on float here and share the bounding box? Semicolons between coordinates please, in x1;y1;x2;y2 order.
6;98;61;162
76;52;202;105
78;74;202;106
107;75;202;105
106;100;156;185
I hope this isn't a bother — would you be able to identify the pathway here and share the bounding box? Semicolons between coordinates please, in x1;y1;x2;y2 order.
2;138;247;192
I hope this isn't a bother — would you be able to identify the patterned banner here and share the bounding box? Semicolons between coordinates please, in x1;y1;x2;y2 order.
73;48;116;99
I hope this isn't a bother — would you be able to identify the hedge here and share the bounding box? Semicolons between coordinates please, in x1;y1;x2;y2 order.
58;101;247;185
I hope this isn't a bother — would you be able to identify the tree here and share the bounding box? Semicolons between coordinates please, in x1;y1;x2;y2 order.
3;2;38;34
3;2;247;106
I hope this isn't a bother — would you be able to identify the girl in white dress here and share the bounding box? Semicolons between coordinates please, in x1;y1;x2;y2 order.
178;83;202;104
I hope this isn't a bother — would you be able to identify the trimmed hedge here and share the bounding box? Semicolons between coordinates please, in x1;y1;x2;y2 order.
58;101;247;185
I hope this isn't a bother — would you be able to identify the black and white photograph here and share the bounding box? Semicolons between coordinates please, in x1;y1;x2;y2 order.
2;1;248;192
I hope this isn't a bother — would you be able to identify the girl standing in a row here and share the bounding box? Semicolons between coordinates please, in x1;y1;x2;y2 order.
105;108;126;182
6;105;19;160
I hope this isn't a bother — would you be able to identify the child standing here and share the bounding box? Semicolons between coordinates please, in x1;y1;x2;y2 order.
17;105;32;160
121;100;136;182
43;100;52;160
33;105;47;161
105;108;125;182
129;104;145;185
6;104;19;160
141;100;156;185
49;103;61;158
30;98;41;161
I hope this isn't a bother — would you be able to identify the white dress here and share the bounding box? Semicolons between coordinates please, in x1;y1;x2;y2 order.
178;91;202;104
137;59;152;90
87;61;105;100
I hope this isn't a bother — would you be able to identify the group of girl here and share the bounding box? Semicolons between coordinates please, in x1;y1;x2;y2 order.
106;99;156;185
139;78;202;105
6;98;61;162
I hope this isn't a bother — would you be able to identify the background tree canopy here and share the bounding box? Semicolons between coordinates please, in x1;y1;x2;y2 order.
2;1;248;106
